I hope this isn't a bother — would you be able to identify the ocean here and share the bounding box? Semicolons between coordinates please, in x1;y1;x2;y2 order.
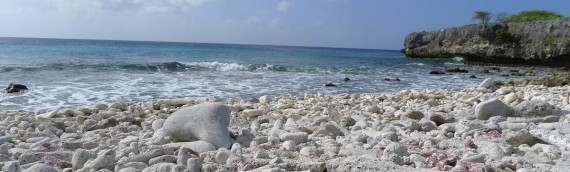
0;37;552;111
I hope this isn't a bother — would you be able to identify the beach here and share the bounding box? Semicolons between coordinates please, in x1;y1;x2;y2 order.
1;1;569;171
1;79;569;171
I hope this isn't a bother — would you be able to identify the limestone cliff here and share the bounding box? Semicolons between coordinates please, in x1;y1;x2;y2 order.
403;20;570;67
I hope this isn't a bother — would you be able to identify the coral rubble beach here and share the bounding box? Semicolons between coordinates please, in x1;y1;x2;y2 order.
1;78;570;172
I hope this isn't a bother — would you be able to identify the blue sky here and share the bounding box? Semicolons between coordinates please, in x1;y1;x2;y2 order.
0;0;568;50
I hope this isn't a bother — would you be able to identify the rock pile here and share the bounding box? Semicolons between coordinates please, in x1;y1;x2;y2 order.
0;78;569;171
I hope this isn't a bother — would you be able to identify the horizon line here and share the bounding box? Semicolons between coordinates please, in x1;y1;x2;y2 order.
0;36;399;52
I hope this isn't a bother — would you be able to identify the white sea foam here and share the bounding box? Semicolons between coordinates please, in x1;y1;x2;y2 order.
452;56;464;62
407;63;425;66
181;61;248;71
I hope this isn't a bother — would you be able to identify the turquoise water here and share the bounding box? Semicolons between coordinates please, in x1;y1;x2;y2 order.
0;37;545;111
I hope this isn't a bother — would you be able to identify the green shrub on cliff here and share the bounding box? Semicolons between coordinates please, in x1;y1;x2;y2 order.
543;35;555;45
505;10;564;23
495;28;520;45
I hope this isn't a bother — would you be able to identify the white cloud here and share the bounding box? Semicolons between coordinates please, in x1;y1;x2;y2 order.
277;1;291;12
45;0;217;13
246;16;261;24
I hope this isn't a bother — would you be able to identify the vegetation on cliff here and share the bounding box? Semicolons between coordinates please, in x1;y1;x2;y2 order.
505;10;565;23
472;10;565;24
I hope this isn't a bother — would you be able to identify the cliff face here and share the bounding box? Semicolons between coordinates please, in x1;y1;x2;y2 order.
403;20;570;67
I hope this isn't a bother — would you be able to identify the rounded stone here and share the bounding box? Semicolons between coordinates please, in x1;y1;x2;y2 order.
22;163;58;172
514;100;560;118
402;110;424;120
279;132;309;144
72;149;91;170
187;158;202;172
2;161;20;172
475;99;512;120
163;103;232;149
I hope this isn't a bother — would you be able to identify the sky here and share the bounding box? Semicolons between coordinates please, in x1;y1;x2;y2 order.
0;0;569;50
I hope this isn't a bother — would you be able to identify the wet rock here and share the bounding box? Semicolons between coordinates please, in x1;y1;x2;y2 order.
5;83;28;93
446;67;468;73
325;83;337;87
429;70;445;75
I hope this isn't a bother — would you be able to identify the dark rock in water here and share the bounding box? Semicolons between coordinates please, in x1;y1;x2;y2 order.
384;78;391;81
511;72;524;76
429;70;445;75
343;77;350;82
469;75;477;78
5;83;28;93
395;78;401;81
491;67;501;71
480;68;490;73
445;67;468;73
325;83;337;87
501;74;510;77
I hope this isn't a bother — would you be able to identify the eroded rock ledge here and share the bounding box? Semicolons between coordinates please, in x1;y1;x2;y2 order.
403;20;570;67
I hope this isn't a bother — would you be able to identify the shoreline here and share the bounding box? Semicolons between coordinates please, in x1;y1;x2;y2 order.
1;80;570;171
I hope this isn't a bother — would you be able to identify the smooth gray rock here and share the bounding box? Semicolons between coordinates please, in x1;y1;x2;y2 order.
505;130;537;146
85;150;116;170
163;103;232;149
326;155;427;172
514;100;560;118
72;149;91;170
383;142;409;156
475;99;512;120
148;155;177;166
162;141;216;154
22;163;58;172
215;150;231;164
2;161;20;172
142;163;175;172
186;158;201;172
402;110;424;120
0;136;12;145
279;132;309;144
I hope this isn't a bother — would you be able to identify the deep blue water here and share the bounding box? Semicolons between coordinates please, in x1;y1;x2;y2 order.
0;37;548;111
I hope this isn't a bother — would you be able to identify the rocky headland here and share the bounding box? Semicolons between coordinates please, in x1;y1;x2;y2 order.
0;78;569;171
403;20;570;67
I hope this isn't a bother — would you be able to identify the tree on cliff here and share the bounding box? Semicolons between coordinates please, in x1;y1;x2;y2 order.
505;10;564;23
473;11;492;25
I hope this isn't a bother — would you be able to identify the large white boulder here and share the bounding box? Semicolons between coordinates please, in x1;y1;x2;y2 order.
163;103;232;149
475;99;512;120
